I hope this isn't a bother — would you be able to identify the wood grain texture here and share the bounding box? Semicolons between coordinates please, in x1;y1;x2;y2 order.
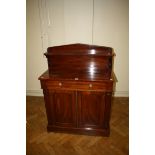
51;90;76;127
44;43;115;80
77;91;105;128
39;43;116;136
46;43;114;56
42;89;111;136
39;74;114;92
26;96;129;155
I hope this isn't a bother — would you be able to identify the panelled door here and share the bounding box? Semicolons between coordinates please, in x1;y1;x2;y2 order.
77;91;106;129
47;89;111;130
50;90;77;128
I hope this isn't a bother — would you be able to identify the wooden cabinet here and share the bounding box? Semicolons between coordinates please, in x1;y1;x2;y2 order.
39;43;116;136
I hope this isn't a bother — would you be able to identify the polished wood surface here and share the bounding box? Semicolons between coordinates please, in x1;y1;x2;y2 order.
39;70;114;92
49;90;76;127
39;70;116;82
27;96;129;155
44;43;115;80
46;43;114;56
39;43;116;136
77;91;106;128
42;89;112;136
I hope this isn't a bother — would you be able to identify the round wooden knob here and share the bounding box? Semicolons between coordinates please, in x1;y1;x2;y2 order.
89;84;92;88
59;82;62;86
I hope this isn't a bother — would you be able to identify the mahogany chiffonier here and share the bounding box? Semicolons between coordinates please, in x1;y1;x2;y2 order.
39;43;116;136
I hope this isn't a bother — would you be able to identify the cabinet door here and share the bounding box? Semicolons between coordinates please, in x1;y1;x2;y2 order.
50;90;76;128
77;91;106;129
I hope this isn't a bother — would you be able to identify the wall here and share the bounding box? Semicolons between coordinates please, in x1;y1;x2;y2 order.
26;0;129;96
93;0;129;96
26;0;47;95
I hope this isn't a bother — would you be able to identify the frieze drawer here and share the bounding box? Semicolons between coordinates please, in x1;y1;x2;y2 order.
44;80;113;91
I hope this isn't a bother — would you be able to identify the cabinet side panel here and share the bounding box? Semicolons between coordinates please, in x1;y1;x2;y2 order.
43;89;53;125
104;92;112;128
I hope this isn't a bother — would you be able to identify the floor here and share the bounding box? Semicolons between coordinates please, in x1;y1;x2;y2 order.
26;96;129;155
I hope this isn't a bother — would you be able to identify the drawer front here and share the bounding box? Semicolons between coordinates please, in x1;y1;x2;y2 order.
45;81;113;91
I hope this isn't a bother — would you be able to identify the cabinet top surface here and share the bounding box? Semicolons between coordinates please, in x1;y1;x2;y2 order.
39;70;116;82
